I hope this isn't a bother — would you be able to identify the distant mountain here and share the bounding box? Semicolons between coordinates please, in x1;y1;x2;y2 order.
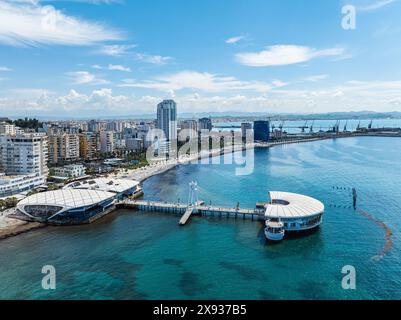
179;111;401;121
8;111;401;121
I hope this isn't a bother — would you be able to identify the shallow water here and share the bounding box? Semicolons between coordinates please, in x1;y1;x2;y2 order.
1;137;401;299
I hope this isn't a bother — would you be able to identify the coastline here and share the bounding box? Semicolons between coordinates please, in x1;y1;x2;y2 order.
0;209;45;240
113;135;334;183
124;133;401;183
0;133;398;241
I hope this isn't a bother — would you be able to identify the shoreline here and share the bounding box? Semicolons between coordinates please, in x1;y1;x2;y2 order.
128;133;401;183
1;133;399;241
0;209;46;240
113;134;342;183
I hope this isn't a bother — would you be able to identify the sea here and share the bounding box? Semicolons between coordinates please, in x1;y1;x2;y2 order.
1;136;401;299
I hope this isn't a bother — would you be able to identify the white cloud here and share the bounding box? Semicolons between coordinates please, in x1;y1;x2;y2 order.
92;64;131;72
61;0;122;4
119;70;282;93
3;79;401;116
225;35;246;44
271;79;288;87
133;53;173;65
235;45;346;67
0;66;12;71
304;74;330;82
108;64;131;72
357;0;397;11
65;71;109;85
0;0;122;46
96;44;136;57
57;88;130;112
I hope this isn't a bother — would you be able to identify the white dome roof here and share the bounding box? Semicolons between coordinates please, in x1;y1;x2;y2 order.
18;189;115;210
265;191;324;219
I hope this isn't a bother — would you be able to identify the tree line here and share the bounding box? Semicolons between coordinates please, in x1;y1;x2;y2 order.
5;118;43;131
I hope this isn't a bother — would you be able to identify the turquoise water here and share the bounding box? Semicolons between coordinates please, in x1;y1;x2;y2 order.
1;137;401;299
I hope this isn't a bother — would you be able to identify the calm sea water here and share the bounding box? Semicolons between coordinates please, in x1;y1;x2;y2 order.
1;137;401;300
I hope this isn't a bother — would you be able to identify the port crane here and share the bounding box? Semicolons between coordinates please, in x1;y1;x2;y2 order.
301;120;309;133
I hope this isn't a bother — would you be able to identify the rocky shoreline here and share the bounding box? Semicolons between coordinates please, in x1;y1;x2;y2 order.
0;211;45;240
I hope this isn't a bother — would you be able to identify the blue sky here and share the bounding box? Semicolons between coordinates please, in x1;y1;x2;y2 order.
0;0;401;118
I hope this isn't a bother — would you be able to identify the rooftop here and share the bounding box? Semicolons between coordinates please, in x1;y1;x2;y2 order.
18;189;115;209
64;178;139;194
265;191;324;219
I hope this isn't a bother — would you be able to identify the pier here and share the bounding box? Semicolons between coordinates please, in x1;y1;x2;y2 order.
179;207;194;225
116;199;264;225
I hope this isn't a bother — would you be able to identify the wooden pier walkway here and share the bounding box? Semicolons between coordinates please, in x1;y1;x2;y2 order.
179;207;194;225
117;200;265;225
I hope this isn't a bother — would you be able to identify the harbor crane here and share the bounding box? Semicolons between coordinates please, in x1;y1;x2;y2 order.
309;120;315;134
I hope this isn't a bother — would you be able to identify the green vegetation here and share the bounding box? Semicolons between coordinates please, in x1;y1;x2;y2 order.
47;183;61;191
125;152;148;170
0;197;19;211
86;167;97;175
12;118;43;131
26;189;39;197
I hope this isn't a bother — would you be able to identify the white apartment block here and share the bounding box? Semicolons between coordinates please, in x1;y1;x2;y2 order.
0;133;48;197
0;122;16;135
52;164;86;179
0;122;23;136
0;173;46;198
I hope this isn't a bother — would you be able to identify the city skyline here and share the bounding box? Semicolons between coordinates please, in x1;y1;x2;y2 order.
1;0;401;117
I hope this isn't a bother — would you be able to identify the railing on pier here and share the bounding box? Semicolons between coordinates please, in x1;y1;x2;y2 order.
117;200;264;225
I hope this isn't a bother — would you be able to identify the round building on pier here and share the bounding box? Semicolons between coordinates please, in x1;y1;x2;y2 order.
265;191;324;232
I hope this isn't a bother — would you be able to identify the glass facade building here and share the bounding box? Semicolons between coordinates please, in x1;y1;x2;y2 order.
253;120;270;142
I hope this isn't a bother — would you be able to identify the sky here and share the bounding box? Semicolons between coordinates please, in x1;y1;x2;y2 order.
0;0;401;118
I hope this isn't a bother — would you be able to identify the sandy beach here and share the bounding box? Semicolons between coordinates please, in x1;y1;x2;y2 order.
112;136;330;183
113;143;256;182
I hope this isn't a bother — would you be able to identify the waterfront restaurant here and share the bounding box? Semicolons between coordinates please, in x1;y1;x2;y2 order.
265;191;325;232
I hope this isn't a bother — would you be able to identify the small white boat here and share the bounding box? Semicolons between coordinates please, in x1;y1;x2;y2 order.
265;220;285;241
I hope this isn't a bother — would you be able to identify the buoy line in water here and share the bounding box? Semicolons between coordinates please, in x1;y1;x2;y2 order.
357;209;393;261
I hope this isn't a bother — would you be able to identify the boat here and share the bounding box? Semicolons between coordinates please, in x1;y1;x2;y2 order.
265;220;285;241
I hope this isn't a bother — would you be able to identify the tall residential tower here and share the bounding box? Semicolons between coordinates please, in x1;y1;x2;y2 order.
156;100;177;141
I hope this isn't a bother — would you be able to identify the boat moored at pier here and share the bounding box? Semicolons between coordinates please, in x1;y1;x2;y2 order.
265;220;285;241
